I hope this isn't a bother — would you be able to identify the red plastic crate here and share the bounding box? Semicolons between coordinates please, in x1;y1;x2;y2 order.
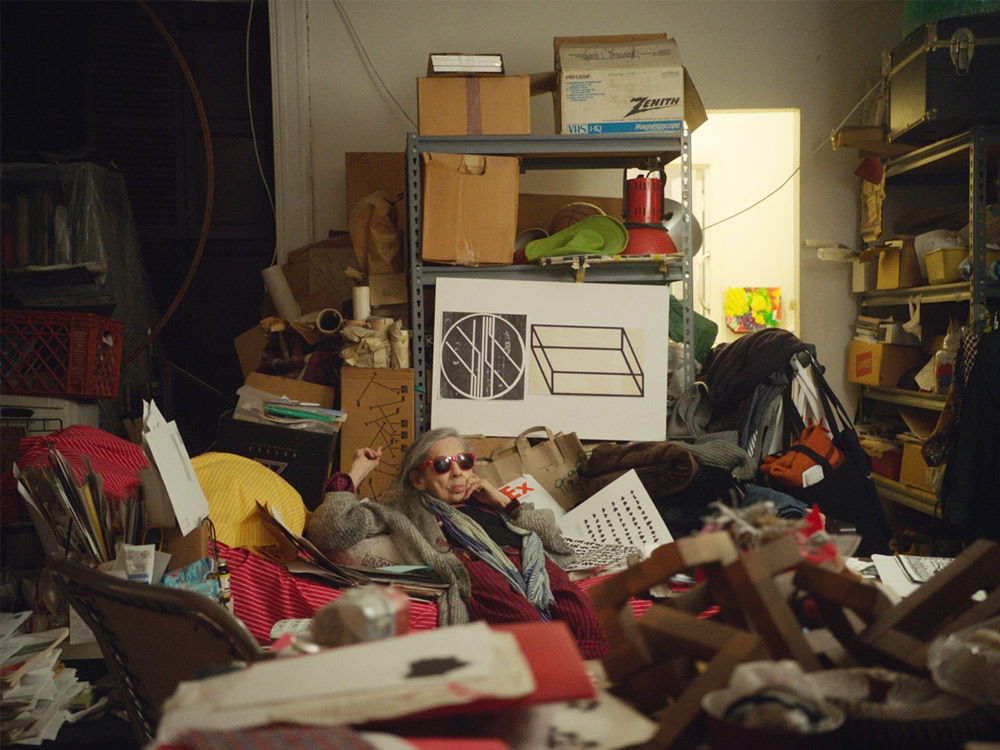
1;310;124;399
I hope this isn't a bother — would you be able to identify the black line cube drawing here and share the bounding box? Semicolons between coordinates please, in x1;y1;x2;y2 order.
530;324;644;397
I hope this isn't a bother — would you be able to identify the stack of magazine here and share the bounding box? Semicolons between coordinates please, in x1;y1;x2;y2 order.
1;614;87;745
256;503;447;600
13;447;139;565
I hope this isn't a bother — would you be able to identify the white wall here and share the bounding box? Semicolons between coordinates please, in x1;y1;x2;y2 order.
272;0;906;413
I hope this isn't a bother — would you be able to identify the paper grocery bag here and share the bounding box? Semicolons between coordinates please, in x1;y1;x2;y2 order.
474;426;586;511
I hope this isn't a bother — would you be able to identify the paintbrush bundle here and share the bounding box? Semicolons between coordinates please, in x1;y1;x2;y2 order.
13;447;140;565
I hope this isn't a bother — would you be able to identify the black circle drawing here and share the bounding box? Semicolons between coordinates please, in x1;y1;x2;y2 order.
440;312;526;400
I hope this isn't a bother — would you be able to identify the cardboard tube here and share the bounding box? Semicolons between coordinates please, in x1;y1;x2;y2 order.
261;265;301;321
353;285;371;321
315;308;345;335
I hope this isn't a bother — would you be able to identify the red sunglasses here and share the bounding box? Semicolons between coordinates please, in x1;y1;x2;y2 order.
416;452;476;475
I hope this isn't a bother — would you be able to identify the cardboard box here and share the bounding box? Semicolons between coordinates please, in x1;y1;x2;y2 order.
852;257;878;293
245;372;335;410
420;152;520;266
345;152;406;221
859;237;925;290
369;272;409;307
417;75;530;135
233;325;269;378
518;193;623;235
280;236;358;316
878;321;920;346
847;340;928;387
339;368;415;502
162;523;210;571
552;34;707;135
899;441;933;492
213;417;336;511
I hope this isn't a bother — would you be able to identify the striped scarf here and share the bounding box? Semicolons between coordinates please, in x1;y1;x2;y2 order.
421;494;554;619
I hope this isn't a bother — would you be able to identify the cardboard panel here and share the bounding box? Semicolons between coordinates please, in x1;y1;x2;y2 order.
281;236;358;317
345;152;406;220
899;442;933;491
233;326;269;378
339;368;415;501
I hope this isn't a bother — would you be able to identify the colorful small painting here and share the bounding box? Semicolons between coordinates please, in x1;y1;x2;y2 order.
725;287;782;333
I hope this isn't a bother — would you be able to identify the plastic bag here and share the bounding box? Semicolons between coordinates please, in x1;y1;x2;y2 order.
927;615;1000;706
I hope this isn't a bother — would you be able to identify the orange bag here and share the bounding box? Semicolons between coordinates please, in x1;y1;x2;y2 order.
760;425;845;488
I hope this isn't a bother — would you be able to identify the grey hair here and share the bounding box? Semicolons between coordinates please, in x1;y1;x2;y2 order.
383;427;472;503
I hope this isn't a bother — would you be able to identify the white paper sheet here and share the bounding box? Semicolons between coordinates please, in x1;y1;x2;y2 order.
156;623;534;742
558;470;673;550
500;474;565;519
142;400;208;536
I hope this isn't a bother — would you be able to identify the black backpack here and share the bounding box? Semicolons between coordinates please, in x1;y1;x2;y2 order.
764;351;892;557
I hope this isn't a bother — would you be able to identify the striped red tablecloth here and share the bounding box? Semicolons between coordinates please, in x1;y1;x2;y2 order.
219;543;656;644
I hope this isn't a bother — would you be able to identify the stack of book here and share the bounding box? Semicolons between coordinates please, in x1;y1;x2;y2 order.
1;614;88;746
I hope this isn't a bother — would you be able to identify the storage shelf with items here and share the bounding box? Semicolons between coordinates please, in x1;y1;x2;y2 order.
852;124;1000;519
405;132;696;434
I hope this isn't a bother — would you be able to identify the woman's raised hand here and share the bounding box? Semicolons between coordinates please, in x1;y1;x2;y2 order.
464;473;512;510
349;446;382;488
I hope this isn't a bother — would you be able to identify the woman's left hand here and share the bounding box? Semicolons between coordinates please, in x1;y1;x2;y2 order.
463;474;512;510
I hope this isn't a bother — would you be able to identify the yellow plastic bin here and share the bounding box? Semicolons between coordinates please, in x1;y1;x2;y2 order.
924;246;966;285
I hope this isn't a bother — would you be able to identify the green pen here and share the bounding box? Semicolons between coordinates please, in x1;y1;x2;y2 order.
263;404;335;422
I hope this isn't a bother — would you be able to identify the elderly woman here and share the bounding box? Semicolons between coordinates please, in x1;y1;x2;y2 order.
306;426;608;659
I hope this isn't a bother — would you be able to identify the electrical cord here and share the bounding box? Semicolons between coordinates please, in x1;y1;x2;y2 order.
703;77;885;231
123;0;214;368
332;0;417;128
247;0;276;221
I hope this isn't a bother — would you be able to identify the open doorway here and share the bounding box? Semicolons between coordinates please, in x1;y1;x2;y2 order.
667;109;801;344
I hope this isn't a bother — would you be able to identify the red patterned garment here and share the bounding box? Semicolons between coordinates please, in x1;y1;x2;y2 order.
221;539;656;646
2;424;148;520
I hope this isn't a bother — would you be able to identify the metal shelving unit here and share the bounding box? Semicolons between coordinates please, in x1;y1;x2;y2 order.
406;131;695;433
862;386;948;412
858;125;1000;515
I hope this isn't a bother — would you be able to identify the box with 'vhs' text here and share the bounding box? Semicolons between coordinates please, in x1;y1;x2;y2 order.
554;34;706;135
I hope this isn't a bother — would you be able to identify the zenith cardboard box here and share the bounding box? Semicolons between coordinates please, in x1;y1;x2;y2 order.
339;367;415;502
417;75;531;135
420;152;520;266
847;340;927;387
552;33;707;135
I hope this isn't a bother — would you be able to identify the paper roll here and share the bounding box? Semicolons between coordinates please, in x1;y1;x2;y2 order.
261;264;301;321
315;308;345;335
353;285;371;321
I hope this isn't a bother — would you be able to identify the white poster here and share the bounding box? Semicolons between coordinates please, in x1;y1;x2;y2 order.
432;278;670;440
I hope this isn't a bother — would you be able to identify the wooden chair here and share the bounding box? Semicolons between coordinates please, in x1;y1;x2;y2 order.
49;557;266;745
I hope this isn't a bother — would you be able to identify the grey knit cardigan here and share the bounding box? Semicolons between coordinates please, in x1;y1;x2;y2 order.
305;490;577;626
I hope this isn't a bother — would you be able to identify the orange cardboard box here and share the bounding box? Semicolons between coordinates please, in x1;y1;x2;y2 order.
847;340;927;387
